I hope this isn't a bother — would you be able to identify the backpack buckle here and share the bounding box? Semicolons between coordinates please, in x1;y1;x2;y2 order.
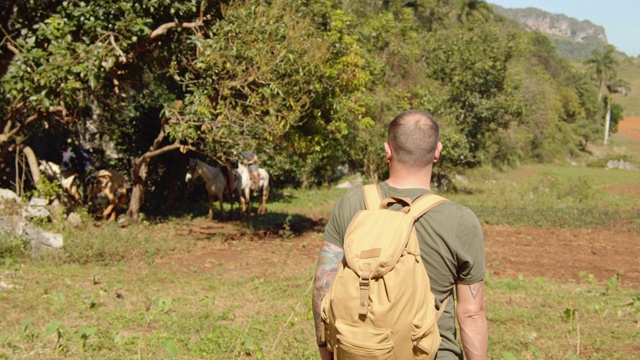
359;264;371;316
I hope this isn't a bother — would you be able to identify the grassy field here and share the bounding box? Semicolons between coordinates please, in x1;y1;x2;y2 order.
1;149;639;358
616;57;640;117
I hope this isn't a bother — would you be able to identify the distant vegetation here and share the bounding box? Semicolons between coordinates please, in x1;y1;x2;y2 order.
0;0;636;219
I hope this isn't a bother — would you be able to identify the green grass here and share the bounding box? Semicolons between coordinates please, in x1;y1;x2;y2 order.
616;57;640;117
449;164;640;232
0;259;318;359
1;163;639;359
486;276;639;359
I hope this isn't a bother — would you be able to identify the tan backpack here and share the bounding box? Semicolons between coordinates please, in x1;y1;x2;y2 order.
321;184;449;360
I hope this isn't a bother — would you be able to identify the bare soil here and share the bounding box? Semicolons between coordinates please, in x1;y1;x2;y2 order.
155;117;640;289
618;116;640;139
155;218;640;289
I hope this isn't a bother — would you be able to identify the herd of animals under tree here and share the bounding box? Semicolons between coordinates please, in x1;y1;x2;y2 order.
34;145;270;223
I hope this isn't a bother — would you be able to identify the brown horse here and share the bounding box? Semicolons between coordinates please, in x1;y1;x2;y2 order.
85;169;127;222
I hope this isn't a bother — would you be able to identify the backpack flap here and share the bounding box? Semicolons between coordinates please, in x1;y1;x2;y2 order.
344;209;414;315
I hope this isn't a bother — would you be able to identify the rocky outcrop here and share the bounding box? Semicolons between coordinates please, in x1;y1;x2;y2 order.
0;189;64;253
492;5;609;59
502;8;606;43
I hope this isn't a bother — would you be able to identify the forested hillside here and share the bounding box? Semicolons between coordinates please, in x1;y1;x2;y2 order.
0;0;627;218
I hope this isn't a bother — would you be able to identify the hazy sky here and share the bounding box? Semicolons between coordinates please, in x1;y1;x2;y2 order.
489;0;639;56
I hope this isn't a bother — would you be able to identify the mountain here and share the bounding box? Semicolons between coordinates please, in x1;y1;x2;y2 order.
491;5;609;60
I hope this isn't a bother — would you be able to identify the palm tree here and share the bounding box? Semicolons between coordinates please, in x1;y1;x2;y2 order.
586;46;618;146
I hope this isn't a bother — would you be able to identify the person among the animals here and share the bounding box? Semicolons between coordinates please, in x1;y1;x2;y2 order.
240;150;260;192
59;143;92;204
312;110;488;359
61;144;91;176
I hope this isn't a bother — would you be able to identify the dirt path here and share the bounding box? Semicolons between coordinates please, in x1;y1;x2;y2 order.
157;219;640;289
156;118;640;288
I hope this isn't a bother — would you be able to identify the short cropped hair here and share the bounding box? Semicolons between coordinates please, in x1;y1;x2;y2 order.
388;110;440;168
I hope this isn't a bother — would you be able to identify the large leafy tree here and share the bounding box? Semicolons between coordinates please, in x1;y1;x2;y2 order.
1;0;220;185
2;0;371;216
424;21;524;166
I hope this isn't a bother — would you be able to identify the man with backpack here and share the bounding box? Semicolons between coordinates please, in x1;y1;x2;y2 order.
312;110;487;359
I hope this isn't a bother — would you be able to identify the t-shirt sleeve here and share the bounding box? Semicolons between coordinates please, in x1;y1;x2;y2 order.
454;207;486;284
323;196;345;247
323;187;363;248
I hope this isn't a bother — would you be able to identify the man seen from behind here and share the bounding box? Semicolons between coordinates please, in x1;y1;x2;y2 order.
312;109;488;359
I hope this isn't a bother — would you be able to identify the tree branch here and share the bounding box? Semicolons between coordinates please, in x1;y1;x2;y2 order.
124;17;210;62
0;106;65;144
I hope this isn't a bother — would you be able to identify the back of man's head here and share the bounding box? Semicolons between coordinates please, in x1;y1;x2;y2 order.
388;110;439;168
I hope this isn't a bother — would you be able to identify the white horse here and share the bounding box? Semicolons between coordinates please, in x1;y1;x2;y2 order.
237;163;270;215
185;158;243;220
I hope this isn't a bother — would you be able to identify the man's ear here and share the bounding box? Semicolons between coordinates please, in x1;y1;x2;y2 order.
434;142;443;163
384;142;392;163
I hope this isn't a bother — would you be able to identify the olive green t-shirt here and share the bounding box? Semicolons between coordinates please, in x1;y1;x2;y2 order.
323;181;485;360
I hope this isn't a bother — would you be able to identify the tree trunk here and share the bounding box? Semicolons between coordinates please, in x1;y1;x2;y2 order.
127;160;148;220
126;142;192;220
603;95;611;146
21;145;41;185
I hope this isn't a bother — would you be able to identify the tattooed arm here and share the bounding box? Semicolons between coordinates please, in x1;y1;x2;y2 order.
456;280;488;360
312;240;344;360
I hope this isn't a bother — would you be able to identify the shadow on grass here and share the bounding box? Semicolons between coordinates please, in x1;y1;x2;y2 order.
147;188;327;237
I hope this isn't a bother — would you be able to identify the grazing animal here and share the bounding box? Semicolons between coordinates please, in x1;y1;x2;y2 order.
237;162;270;215
38;160;83;205
85;169;127;222
608;85;628;97
185;158;243;220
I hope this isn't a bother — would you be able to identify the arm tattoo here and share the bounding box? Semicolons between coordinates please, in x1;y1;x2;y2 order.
312;241;344;344
467;281;483;300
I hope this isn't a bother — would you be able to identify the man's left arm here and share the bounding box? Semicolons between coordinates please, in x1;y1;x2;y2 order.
312;240;344;360
456;280;488;360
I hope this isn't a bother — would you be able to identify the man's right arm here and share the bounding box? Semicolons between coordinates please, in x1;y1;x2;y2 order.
312;240;344;360
455;280;488;360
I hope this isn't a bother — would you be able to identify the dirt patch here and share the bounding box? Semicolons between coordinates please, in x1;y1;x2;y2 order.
606;183;640;196
484;225;640;288
619;117;640;139
155;218;640;289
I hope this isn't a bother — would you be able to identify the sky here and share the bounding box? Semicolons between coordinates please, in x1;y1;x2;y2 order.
489;0;640;56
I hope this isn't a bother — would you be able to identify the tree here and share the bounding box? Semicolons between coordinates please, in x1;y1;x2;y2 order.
0;0;220;188
424;22;524;165
586;46;617;101
586;45;620;146
457;0;493;23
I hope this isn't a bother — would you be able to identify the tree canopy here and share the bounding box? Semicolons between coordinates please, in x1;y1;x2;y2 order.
0;0;620;218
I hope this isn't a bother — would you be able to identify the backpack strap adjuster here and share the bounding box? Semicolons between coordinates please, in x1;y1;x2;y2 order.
359;263;372;316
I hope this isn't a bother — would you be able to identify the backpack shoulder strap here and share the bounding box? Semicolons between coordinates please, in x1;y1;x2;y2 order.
407;193;448;221
361;184;383;210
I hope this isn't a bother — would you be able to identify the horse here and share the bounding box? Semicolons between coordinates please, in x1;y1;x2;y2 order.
185;158;243;221
237;162;269;215
84;169;128;222
608;85;628;97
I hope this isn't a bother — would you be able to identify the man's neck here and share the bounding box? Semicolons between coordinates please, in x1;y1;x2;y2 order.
386;167;432;189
